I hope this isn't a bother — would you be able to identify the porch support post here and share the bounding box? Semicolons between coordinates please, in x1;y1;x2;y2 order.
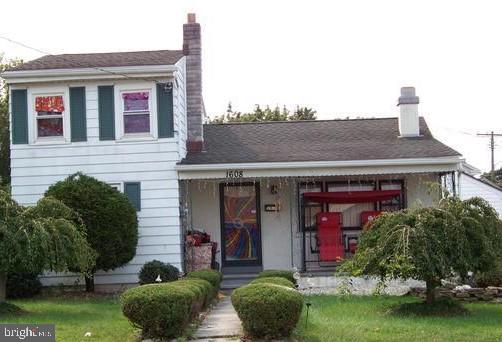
300;195;306;272
452;171;457;196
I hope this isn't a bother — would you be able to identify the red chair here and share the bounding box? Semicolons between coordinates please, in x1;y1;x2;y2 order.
316;212;344;261
361;211;381;230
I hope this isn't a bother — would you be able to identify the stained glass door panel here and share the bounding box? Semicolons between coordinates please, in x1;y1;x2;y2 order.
221;184;261;266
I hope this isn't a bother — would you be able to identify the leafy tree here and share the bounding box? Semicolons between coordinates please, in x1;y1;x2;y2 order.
0;190;96;303
0;55;22;187
45;173;139;292
482;167;502;187
210;103;317;123
289;105;317;121
340;194;502;305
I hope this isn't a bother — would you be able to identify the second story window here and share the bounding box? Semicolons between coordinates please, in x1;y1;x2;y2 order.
35;95;64;138
122;91;150;134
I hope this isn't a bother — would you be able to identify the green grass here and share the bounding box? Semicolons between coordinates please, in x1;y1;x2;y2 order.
295;295;502;342
0;298;138;342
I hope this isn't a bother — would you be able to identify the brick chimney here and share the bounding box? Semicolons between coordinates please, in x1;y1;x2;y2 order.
397;87;420;137
184;13;204;152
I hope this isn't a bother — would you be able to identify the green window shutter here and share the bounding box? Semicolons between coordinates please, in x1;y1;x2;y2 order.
11;89;28;144
157;84;174;138
70;87;87;142
98;85;115;140
124;182;141;211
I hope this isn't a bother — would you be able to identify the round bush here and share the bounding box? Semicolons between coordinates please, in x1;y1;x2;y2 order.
187;269;222;289
45;173;138;273
121;283;194;339
176;278;215;305
7;272;42;299
138;260;179;285
257;270;295;284
250;276;295;288
231;283;303;339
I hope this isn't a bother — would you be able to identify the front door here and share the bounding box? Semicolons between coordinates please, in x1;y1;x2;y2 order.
220;183;262;267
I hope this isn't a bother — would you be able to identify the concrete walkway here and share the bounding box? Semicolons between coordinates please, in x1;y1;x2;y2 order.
193;293;242;341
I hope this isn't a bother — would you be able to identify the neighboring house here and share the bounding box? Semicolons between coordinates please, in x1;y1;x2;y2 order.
459;166;502;217
2;14;465;285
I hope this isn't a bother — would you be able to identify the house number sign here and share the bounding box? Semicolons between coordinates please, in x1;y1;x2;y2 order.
225;170;244;178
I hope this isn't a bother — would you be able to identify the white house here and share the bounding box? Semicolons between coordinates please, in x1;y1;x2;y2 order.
2;14;466;286
458;167;502;217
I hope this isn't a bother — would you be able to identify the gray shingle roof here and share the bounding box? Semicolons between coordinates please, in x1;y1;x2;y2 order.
179;117;461;165
8;50;184;71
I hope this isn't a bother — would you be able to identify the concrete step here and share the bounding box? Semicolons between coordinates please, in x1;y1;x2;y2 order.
221;277;255;290
222;273;259;280
221;273;258;289
221;266;262;274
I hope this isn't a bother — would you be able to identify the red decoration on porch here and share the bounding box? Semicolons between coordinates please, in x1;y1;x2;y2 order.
35;96;64;113
316;212;344;262
361;211;382;227
303;190;400;204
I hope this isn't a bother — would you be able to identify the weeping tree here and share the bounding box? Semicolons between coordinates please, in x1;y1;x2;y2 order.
0;190;96;303
340;194;502;305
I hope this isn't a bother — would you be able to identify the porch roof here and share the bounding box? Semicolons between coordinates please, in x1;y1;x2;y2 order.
179;117;460;165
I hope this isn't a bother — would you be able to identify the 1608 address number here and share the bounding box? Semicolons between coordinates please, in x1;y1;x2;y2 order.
226;170;244;178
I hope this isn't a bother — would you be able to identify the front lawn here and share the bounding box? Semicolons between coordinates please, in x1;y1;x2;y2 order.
295;296;502;342
0;298;137;342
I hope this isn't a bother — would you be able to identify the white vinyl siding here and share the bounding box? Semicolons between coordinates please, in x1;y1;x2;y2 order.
9;63;188;285
460;173;502;217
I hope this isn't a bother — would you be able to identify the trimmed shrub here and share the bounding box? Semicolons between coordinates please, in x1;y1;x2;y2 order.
176;278;215;306
173;279;214;315
121;283;194;339
138;260;179;285
232;283;303;339
6;272;42;299
250;276;295;288
46;172;138;290
187;269;222;289
257;269;295;284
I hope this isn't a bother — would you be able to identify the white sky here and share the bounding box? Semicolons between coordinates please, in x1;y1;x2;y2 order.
1;0;501;172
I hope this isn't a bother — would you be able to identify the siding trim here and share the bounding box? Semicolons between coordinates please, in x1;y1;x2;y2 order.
157;84;174;138
98;85;115;140
70;87;87;142
124;182;141;211
11;89;28;144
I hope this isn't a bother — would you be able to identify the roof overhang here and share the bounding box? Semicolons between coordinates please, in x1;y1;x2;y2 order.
460;161;482;176
176;156;463;180
1;63;182;84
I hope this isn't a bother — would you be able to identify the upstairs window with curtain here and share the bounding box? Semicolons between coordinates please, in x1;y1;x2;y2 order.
35;95;64;138
122;91;150;134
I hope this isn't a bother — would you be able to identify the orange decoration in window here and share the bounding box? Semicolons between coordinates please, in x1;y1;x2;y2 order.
35;96;65;113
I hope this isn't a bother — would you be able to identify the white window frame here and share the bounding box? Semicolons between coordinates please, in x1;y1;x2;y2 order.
31;90;69;143
115;83;157;141
108;182;123;192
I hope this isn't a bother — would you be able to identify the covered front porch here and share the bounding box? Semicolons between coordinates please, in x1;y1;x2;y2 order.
179;165;458;274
